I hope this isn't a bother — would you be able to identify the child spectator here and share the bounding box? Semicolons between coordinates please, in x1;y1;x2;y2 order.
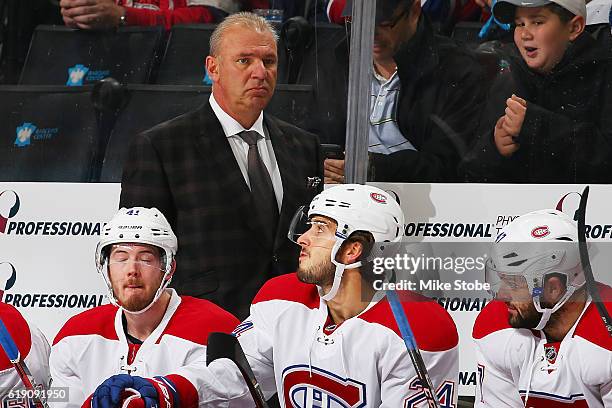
462;0;612;183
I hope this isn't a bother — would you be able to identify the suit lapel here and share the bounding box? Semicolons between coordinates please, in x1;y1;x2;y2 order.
193;102;263;241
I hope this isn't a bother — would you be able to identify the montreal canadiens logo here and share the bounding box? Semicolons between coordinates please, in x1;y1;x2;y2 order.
370;193;387;204
531;225;550;239
282;365;366;408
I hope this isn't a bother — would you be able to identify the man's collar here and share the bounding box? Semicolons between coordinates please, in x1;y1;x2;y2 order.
373;63;398;83
209;93;266;139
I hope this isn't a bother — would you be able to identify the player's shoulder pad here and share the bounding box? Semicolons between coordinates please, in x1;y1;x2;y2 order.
574;283;612;351
161;296;240;345
472;300;513;340
0;302;32;370
53;304;118;345
252;273;319;310
360;292;459;352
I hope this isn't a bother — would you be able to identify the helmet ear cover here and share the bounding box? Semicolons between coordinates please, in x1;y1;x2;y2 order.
342;230;374;258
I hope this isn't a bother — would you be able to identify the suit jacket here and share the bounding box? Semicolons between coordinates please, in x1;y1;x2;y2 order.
120;101;323;319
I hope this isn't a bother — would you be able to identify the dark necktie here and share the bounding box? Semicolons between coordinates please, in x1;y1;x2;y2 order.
238;131;279;245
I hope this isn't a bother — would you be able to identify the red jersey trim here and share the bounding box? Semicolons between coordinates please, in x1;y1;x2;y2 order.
0;303;32;370
157;296;239;346
53;297;238;347
252;273;320;310
574;283;612;351
472;300;512;340
53;303;118;345
359;293;459;352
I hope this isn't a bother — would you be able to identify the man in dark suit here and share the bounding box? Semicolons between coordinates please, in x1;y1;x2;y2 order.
120;12;323;319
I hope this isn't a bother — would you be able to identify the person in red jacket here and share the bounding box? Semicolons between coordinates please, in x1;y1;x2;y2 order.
59;0;237;30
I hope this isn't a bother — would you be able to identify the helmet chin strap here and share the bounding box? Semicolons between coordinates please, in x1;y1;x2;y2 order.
533;286;578;330
318;239;361;302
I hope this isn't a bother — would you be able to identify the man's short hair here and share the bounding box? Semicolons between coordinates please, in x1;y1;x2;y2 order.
209;12;279;57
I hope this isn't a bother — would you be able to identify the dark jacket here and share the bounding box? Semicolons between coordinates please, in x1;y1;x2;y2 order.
370;16;486;182
461;32;612;183
120;101;323;319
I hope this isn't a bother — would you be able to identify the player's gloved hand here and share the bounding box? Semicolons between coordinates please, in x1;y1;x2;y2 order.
86;374;178;408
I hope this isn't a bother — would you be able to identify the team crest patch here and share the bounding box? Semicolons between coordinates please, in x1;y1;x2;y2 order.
370;193;387;204
282;365;367;407
531;226;550;239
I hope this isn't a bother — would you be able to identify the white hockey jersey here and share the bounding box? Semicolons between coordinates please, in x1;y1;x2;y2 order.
473;284;612;408
235;273;459;407
0;302;50;402
49;289;247;408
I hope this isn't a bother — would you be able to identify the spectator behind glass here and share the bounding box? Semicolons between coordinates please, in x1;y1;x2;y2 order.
324;0;486;183
244;0;330;22
461;0;612;183
59;0;241;30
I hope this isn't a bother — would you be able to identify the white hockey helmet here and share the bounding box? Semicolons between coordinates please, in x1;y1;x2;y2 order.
289;184;405;301
95;207;178;314
486;209;584;329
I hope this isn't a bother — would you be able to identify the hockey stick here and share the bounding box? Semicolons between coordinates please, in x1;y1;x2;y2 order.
206;332;269;408
577;186;612;337
0;318;49;408
386;290;440;408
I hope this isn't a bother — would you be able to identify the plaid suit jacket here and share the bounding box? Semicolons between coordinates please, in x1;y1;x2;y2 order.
120;101;323;318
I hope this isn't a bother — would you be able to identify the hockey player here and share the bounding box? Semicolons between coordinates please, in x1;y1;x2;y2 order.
235;183;459;406
83;186;459;408
0;301;50;404
49;207;245;408
473;209;612;407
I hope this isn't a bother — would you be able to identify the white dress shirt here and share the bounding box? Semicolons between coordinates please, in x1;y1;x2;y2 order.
209;94;283;211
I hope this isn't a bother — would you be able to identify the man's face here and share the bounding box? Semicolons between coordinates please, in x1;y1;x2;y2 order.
108;243;164;312
207;26;278;119
495;273;543;328
373;3;417;64
296;216;338;287
514;7;579;74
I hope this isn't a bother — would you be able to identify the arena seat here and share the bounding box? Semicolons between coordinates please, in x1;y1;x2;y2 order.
281;22;349;145
99;83;314;182
19;25;164;85
0;85;100;181
156;23;287;85
451;22;486;47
